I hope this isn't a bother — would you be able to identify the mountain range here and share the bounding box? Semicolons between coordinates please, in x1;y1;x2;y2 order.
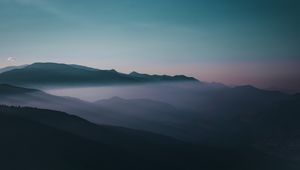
0;63;198;87
0;84;200;141
1;83;300;166
0;62;299;169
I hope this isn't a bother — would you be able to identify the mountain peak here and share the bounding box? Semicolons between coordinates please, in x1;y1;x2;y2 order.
109;69;118;73
129;71;149;77
27;62;73;69
129;71;139;75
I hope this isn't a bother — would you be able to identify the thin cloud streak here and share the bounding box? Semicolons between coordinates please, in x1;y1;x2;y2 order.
2;0;72;20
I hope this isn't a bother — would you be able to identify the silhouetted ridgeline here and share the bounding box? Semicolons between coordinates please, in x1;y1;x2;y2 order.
0;65;27;74
0;63;198;87
0;83;38;95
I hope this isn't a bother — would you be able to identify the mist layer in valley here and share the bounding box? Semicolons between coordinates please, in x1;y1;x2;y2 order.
45;81;223;110
1;82;300;168
0;63;300;169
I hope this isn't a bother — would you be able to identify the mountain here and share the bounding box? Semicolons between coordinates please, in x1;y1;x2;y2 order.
0;64;27;73
0;84;201;141
0;62;198;87
95;96;182;122
0;84;136;133
0;105;192;170
1;105;287;170
251;94;300;161
0;83;37;95
0;84;99;117
91;84;300;164
94;97;202;140
129;71;197;81
1;83;300;168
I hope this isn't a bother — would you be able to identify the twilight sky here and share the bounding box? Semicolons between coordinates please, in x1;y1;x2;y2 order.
0;0;299;92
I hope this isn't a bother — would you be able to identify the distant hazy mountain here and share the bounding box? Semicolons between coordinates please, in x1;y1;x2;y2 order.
94;97;204;140
95;96;182;122
0;84;123;128
0;62;198;87
0;83;36;95
0;84;201;141
1;83;300;167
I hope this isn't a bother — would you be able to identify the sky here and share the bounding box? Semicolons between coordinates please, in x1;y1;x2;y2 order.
0;0;299;92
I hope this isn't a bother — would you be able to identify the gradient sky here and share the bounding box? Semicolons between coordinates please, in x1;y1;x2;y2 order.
0;0;299;92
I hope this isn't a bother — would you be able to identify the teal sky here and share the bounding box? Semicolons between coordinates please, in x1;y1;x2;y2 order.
0;0;299;91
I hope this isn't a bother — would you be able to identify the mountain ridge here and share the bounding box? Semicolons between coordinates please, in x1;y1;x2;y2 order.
0;84;39;95
0;64;28;74
0;62;198;87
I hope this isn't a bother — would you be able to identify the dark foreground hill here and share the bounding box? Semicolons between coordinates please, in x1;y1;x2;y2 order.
0;63;198;87
0;105;291;170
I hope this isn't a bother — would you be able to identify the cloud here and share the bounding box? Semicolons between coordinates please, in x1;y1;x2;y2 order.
7;57;16;62
7;0;72;20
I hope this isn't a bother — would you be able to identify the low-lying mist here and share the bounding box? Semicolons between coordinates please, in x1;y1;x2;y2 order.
45;82;202;101
1;81;299;164
45;81;223;112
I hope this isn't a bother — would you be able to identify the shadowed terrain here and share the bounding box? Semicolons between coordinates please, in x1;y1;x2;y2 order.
1;0;299;168
0;63;299;170
1;83;300;170
1;105;290;170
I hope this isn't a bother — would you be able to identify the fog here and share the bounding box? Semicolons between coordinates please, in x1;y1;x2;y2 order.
1;82;226;142
45;82;224;112
1;81;300;162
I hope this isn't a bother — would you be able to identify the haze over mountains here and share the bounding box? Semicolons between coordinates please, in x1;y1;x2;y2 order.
1;0;298;168
0;84;202;141
1;83;300;165
0;63;299;170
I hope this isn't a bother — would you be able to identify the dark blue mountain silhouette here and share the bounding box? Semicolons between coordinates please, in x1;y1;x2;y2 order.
0;62;198;87
0;64;27;73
